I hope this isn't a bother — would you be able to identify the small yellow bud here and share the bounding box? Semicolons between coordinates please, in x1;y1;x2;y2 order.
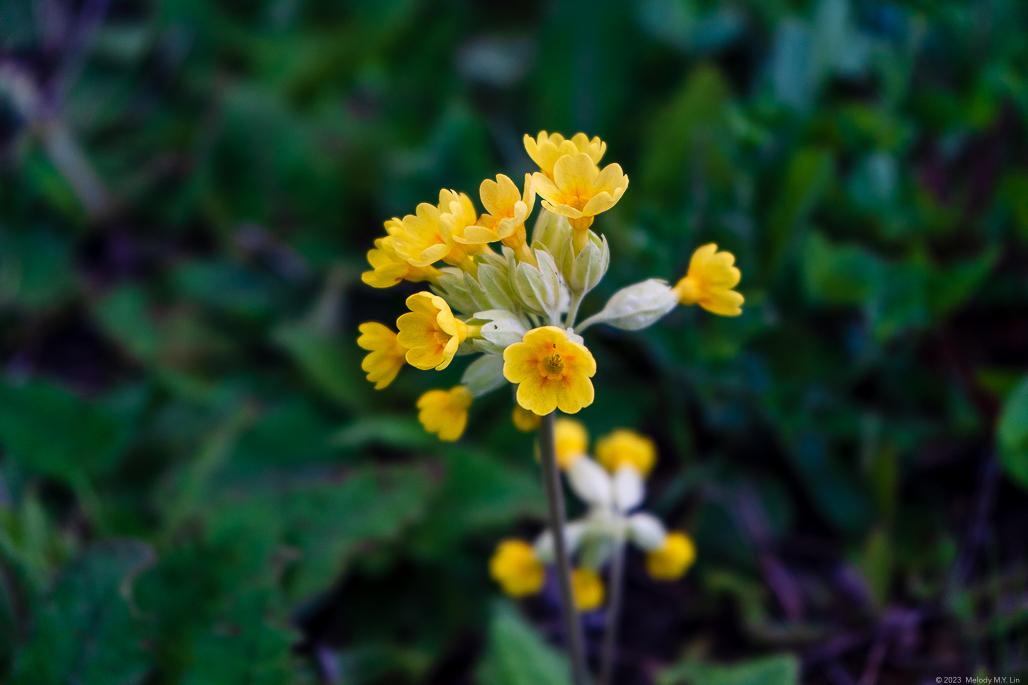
490;540;545;597
645;532;696;581
357;322;406;390
571;568;605;611
553;418;588;469
595;429;657;477
512;405;541;432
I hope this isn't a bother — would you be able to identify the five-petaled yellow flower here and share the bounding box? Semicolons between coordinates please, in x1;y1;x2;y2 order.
417;385;473;442
391;190;484;275
571;568;605;611
533;153;629;235
503;326;596;415
490;539;545;597
596;428;657;477
554;417;589;469
673;244;744;317
645;531;696;581
524;131;606;179
362;230;442;289
357;322;407;390
457;174;535;249
397;292;469;371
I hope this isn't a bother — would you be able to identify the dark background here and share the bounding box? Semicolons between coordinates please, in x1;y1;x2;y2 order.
1;0;1027;683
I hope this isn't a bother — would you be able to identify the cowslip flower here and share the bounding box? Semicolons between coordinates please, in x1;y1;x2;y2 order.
571;568;605;611
524;131;606;179
512;405;541;432
533;153;628;236
361;224;442;289
672;244;744;317
645;531;696;581
391;191;485;275
397;292;470;371
503;326;596;415
554;417;589;469
490;539;546;597
417;385;474;442
457;173;536;255
595;429;657;477
357;322;407;389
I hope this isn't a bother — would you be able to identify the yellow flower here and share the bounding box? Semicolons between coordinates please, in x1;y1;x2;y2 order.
503;326;597;416
361;234;441;288
532;153;628;232
571;568;605;611
554;418;589;469
391;191;485;274
645;532;696;581
396;292;468;370
457;174;535;246
524;131;606;179
672;244;744;317
595;429;657;477
417;386;473;442
490;539;546;597
512;405;541;432
357;322;407;390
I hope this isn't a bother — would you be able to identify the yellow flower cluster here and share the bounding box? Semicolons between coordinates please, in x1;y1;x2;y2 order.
356;130;744;444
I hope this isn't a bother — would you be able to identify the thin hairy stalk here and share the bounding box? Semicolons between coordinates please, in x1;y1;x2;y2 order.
539;412;590;685
600;540;626;685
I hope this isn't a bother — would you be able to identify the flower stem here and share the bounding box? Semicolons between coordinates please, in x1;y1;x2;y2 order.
538;411;590;685
566;291;583;330
600;541;626;685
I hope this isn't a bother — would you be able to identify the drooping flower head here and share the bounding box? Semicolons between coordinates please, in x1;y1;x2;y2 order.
571;567;605;611
533;153;628;235
503;326;597;415
524;131;606;179
554;417;589;469
673;243;744;317
357;322;407;389
362;233;442;288
490;539;545;597
397;292;468;370
595;429;657;478
645;531;696;581
417;385;474;442
457;174;536;248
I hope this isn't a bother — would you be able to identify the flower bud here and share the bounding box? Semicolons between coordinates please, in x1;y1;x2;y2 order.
627;512;667;552
567;457;613;509
578;278;678;331
534;521;586;564
470;309;528;354
530;208;572;263
560;230;609;295
513;248;563;319
460;353;506;396
612;465;644;513
432;268;478;315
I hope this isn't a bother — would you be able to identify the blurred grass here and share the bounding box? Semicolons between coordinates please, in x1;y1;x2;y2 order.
1;0;1028;683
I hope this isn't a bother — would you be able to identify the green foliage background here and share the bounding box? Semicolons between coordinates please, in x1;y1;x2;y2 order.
1;0;1027;683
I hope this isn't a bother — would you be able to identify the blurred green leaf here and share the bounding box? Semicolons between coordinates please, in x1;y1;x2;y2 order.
0;230;77;311
273;321;366;411
476;601;571;685
802;231;883;306
768;147;835;271
0;381;133;484
10;541;156;685
997;376;1028;491
658;653;799;685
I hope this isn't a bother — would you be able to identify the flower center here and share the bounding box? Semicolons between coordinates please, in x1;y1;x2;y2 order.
540;353;565;379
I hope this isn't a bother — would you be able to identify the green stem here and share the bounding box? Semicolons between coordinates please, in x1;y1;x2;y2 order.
600;540;625;685
539;412;590;685
566;291;583;330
